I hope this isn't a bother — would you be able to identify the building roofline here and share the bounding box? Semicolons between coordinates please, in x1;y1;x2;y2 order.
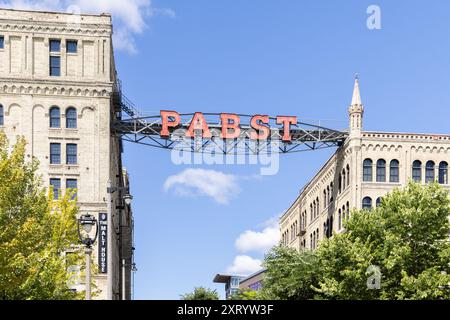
280;147;341;222
0;7;111;18
280;128;450;223
213;274;246;283
0;7;111;17
363;130;450;138
239;268;267;283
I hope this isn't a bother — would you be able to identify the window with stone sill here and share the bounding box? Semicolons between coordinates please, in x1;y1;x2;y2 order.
50;178;61;200
50;106;61;128
363;158;373;182
390;160;400;183
66;40;78;54
412;160;422;182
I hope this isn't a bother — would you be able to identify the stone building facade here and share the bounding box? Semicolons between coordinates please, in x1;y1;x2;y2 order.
280;77;450;251
0;8;134;300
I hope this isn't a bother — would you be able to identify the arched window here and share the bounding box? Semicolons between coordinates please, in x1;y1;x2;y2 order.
376;197;382;207
0;104;4;126
390;160;399;183
346;202;350;219
326;186;330;204
338;209;342;230
346;164;350;186
316;197;320;216
439;162;448;184
412;160;422;182
316;228;319;248
363;159;373;182
329;215;333;236
66;107;77;128
362;197;372;210
310;203;313;221
323;190;327;207
342;169;346;190
425;161;435;183
50;106;60;128
313;200;316;219
376;159;386;182
330;182;334;202
338;173;342;193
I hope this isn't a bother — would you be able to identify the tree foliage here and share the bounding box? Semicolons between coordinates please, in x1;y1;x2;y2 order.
181;287;220;300
0;133;83;300
228;288;258;300
258;246;320;300
262;182;450;300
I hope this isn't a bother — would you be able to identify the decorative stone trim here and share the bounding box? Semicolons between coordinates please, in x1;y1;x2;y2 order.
0;22;111;37
0;83;112;97
363;132;450;141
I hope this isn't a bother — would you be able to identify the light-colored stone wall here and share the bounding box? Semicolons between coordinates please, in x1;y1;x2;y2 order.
281;131;450;252
0;8;130;300
280;79;450;253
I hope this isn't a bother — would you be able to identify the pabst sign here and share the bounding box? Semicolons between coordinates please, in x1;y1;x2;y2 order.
160;111;297;142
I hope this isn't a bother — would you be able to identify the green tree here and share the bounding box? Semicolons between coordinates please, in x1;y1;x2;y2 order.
260;182;450;300
228;288;258;300
181;287;220;300
258;246;320;300
0;133;83;300
316;182;450;300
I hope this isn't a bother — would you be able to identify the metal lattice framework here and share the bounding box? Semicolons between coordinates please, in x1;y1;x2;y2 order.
113;113;348;155
111;84;348;155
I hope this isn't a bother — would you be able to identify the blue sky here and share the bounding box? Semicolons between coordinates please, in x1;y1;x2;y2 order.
112;0;450;299
5;0;450;299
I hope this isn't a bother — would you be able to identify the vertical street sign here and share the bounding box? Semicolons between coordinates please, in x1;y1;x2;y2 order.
98;212;108;273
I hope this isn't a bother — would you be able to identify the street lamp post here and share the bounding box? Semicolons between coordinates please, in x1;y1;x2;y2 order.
77;213;99;301
106;182;133;300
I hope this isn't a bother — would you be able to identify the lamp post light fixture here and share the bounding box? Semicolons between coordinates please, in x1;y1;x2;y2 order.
77;213;99;300
123;193;133;206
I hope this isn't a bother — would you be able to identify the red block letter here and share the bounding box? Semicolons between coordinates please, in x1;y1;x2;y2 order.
160;110;180;138
276;116;297;142
186;112;212;138
221;113;241;139
250;115;270;140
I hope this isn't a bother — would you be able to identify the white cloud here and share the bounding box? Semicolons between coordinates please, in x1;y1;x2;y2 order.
226;255;262;276
0;0;174;53
163;169;240;205
235;216;280;253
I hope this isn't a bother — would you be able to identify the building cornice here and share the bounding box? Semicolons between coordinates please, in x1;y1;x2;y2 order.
0;79;113;98
363;131;450;143
0;20;112;37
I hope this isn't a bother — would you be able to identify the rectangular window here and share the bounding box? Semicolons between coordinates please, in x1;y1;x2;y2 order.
0;36;4;49
66;179;77;200
50;143;61;164
66;144;77;165
50;39;61;52
50;178;61;200
50;56;61;76
66;40;77;53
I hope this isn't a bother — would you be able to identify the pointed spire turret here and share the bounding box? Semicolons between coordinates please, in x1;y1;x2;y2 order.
348;75;364;135
351;74;362;106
